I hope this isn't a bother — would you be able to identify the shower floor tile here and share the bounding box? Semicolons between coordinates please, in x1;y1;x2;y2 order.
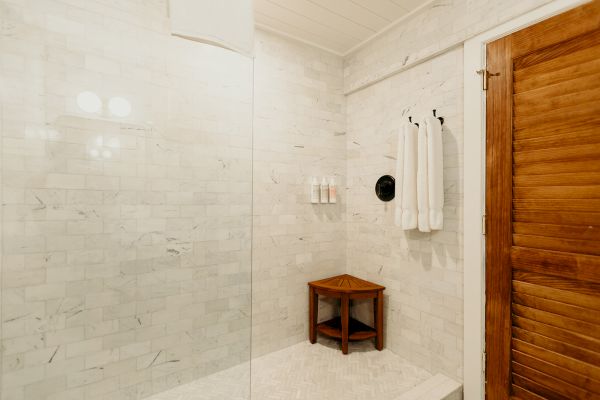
147;338;432;400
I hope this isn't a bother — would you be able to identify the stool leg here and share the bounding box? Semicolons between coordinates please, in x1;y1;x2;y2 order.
309;287;318;344
375;291;383;350
341;294;349;354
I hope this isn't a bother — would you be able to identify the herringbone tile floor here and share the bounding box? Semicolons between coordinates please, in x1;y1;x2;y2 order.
148;338;432;400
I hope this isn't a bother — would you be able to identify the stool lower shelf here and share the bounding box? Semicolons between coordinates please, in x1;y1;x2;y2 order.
317;317;377;341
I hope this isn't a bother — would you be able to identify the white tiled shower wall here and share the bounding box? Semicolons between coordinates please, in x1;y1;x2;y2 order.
343;0;557;383
0;0;346;398
252;31;347;357
0;1;253;399
346;47;464;381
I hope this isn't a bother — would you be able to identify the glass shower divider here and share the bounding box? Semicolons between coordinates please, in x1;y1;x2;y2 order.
0;1;253;399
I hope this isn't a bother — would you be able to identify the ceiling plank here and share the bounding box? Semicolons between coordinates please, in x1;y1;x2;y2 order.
255;0;357;50
306;0;389;30
268;0;376;40
390;0;430;11
254;0;430;55
255;12;348;54
350;0;409;21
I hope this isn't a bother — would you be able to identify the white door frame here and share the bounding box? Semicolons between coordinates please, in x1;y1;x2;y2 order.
462;1;591;398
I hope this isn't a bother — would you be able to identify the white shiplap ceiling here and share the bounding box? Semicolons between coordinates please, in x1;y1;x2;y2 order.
254;0;430;56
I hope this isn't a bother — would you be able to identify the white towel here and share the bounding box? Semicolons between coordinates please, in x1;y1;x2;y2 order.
394;122;418;229
426;116;444;230
417;116;444;232
417;120;430;232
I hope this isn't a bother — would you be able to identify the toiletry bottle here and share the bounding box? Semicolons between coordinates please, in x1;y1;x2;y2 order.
328;177;337;203
311;177;320;203
320;177;329;203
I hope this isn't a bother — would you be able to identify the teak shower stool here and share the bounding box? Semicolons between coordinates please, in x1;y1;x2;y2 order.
308;274;385;354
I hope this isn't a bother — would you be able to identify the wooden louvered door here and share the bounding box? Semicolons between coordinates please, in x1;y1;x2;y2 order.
485;1;600;399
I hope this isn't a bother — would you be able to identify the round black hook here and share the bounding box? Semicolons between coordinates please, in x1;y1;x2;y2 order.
432;109;444;125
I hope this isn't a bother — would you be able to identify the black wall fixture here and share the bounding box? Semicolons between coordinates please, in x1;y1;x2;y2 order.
375;175;395;202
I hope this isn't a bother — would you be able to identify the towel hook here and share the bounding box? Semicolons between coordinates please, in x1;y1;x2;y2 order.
408;116;419;127
432;109;444;125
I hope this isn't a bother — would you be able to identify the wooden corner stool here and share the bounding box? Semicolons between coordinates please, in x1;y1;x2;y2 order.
308;274;385;354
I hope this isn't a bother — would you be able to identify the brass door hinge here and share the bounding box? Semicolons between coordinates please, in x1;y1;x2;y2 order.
483;351;487;396
483;351;486;376
476;69;499;91
476;69;489;90
482;214;487;235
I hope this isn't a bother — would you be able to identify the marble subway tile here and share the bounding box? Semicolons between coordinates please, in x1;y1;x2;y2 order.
346;47;464;381
1;1;253;398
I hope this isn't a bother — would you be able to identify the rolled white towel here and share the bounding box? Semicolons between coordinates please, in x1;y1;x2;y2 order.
395;122;418;229
426;116;444;230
